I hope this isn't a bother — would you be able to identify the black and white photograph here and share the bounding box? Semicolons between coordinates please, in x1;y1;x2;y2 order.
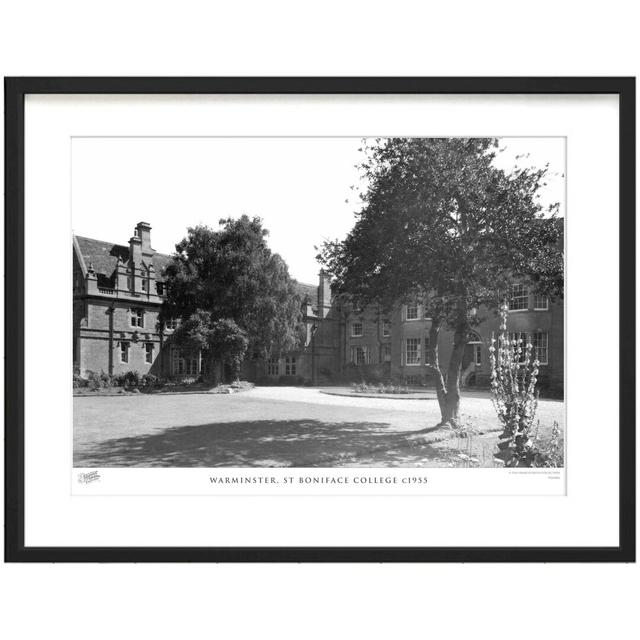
72;135;565;472
6;77;632;564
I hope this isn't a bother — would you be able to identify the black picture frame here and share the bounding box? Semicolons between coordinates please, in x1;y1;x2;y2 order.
4;77;636;563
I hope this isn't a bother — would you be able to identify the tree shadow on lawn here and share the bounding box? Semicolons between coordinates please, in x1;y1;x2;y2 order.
74;419;443;468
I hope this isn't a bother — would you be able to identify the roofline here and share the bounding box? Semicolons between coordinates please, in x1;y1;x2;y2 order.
72;234;88;276
72;233;173;262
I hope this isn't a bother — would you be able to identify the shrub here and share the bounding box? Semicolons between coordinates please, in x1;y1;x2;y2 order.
82;369;113;390
141;373;159;388
352;382;411;395
532;420;563;467
489;302;540;466
111;373;126;387
122;370;141;388
73;373;88;388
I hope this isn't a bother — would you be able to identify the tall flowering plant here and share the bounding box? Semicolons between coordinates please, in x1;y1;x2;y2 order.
489;301;540;466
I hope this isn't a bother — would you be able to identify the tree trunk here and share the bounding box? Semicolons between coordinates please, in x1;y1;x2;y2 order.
427;319;448;418
425;315;468;427
441;323;466;425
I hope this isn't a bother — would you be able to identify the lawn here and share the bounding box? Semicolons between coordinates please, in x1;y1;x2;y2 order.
73;386;565;468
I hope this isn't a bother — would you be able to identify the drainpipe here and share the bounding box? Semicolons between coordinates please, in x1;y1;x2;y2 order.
108;303;115;376
311;322;318;386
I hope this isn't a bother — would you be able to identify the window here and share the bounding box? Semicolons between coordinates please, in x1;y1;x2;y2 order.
508;284;529;311
382;343;391;362
405;304;419;320
285;356;296;376
120;341;129;363
156;282;165;296
165;317;178;331
172;349;200;376
267;357;279;376
508;332;529;363
142;278;148;292
351;322;363;337
405;338;421;365
474;344;482;366
201;354;210;376
127;275;134;291
130;308;144;328
532;332;549;364
382;320;391;337
350;345;372;365
406;375;422;387
145;342;154;364
533;293;549;310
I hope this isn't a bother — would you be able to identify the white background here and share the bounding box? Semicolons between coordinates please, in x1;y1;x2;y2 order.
1;2;638;640
28;94;591;545
71;135;565;284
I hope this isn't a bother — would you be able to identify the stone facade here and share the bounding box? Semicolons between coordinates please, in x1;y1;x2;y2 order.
74;223;564;396
73;222;178;379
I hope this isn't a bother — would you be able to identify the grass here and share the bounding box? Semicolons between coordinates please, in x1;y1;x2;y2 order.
73;386;565;468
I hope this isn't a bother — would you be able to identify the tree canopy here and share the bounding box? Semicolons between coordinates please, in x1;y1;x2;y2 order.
162;215;302;362
318;137;563;423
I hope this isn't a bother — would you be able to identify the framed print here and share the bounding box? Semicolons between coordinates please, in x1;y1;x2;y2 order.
4;77;635;562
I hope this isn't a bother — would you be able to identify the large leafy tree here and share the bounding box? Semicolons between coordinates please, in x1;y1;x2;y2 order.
319;138;563;425
162;216;302;380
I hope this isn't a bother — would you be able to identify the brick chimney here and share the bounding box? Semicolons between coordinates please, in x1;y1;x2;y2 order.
318;269;332;318
136;221;154;258
128;231;142;265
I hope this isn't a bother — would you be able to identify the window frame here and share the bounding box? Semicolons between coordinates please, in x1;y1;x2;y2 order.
351;322;363;337
508;283;529;311
405;337;421;366
533;293;549;311
172;348;200;376
532;331;549;365
382;320;391;337
130;308;144;328
145;342;154;364
267;356;279;376
350;345;371;366
405;304;420;321
474;343;482;366
120;341;130;363
285;356;296;376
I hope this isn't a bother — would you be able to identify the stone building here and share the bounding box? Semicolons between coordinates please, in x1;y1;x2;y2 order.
74;222;181;379
260;277;563;397
74;222;564;396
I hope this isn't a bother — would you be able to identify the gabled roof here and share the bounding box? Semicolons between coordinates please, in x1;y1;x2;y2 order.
74;235;173;285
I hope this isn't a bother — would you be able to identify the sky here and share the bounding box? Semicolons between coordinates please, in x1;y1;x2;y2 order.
72;137;565;285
